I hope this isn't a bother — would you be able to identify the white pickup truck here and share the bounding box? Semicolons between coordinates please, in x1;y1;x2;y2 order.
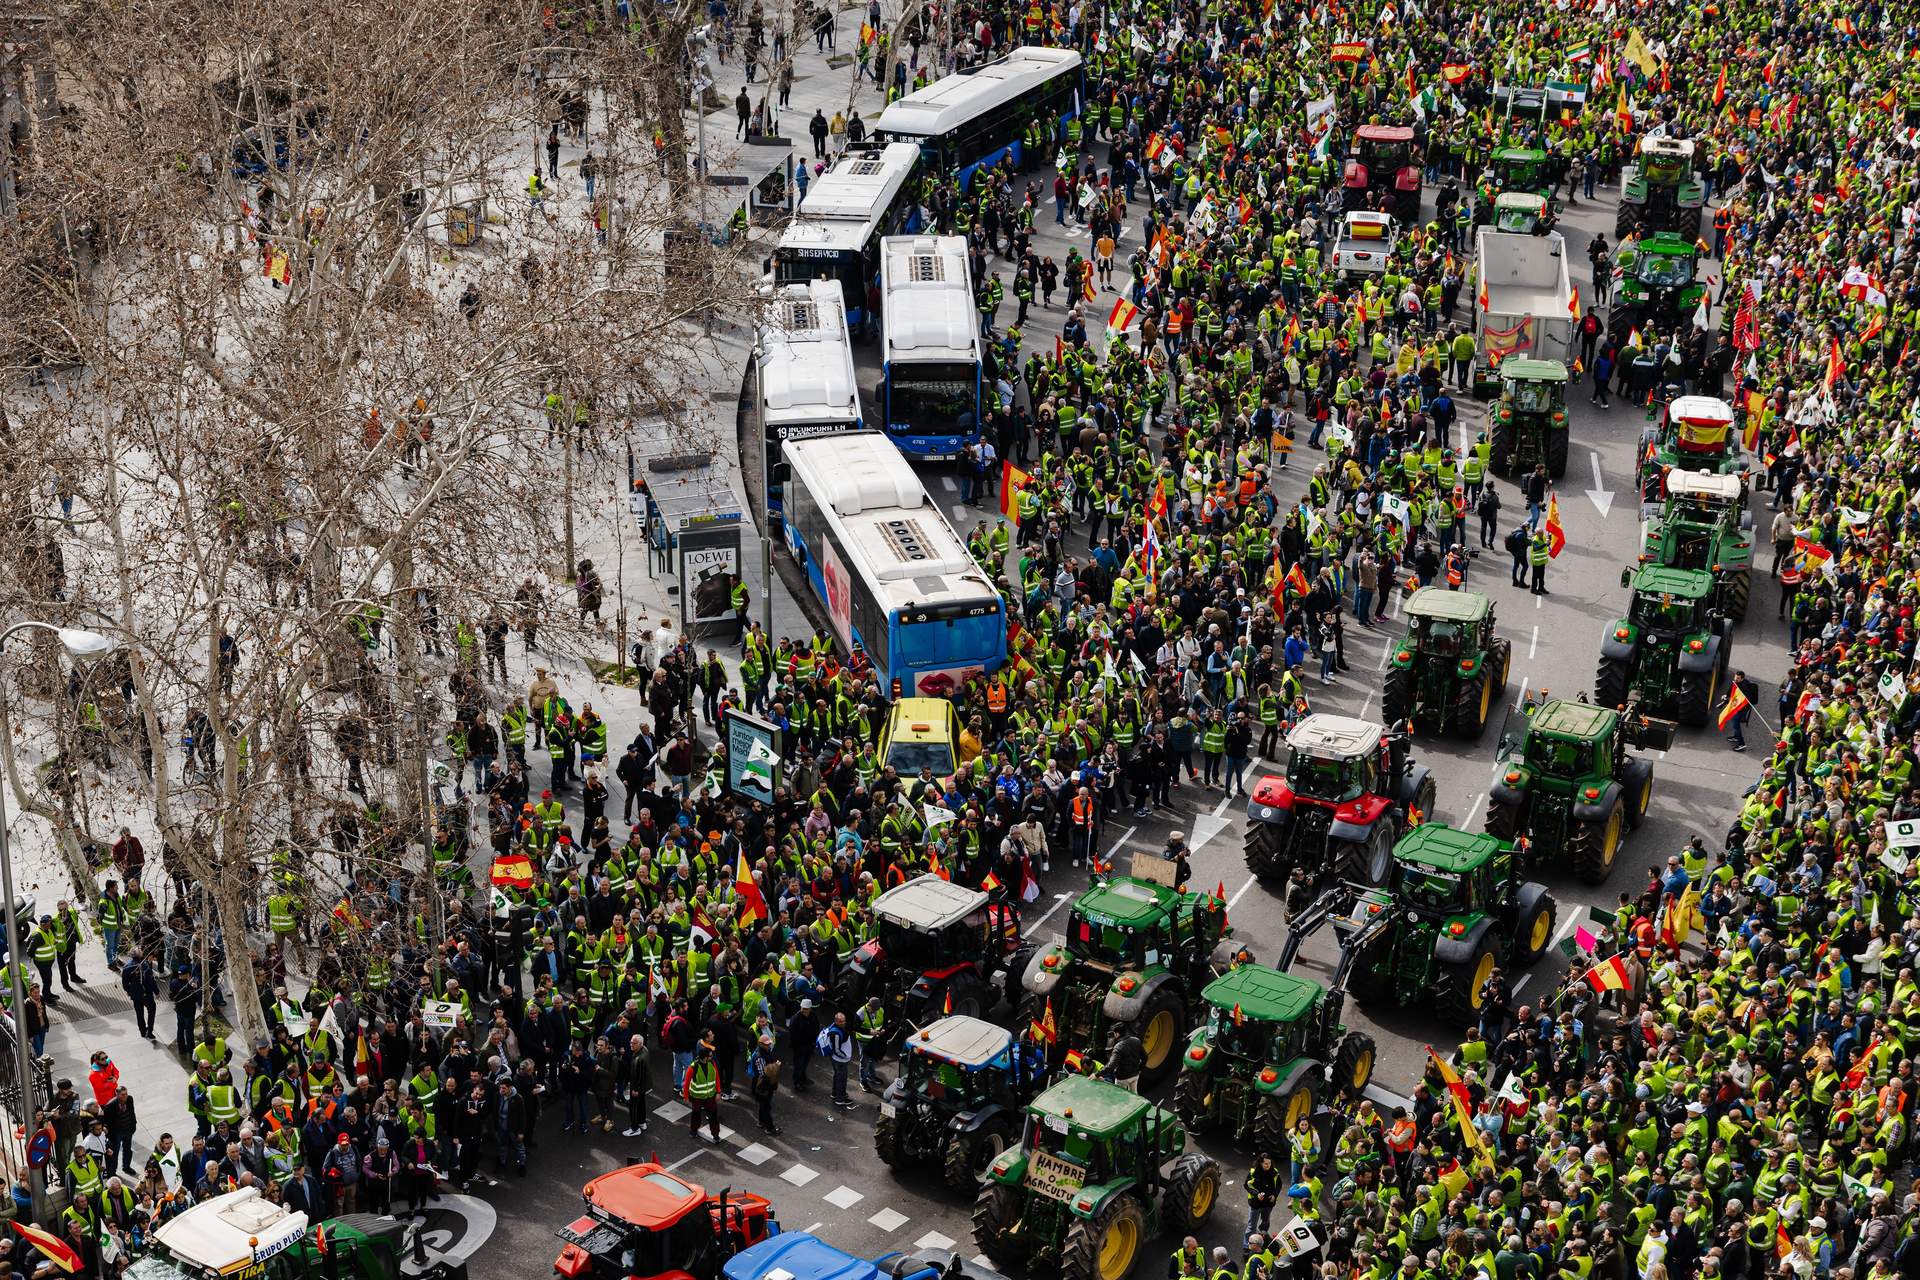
1331;210;1398;278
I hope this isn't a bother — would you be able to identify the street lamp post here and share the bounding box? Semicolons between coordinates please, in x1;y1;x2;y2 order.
0;621;112;1223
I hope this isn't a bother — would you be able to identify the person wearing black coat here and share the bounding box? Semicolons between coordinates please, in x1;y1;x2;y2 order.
285;1162;328;1218
120;951;159;1039
786;1000;819;1093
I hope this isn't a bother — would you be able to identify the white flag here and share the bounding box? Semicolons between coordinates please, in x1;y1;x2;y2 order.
924;803;957;829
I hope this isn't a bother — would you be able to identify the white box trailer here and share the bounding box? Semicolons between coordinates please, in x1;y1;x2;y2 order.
1472;227;1577;398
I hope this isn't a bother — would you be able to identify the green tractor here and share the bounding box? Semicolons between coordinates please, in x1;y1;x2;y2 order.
1637;395;1743;504
1484;697;1675;885
1640;469;1754;621
877;1014;1049;1195
1616;135;1706;241
1016;855;1229;1088
1289;823;1557;1026
1171;961;1378;1152
1384;589;1513;738
1595;565;1732;729
1492;192;1552;235
1607;232;1706;347
1477;147;1555;225
1488;358;1571;479
974;1075;1221;1280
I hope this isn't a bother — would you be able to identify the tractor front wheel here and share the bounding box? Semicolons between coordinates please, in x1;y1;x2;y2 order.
1569;801;1625;885
1595;653;1632;711
1491;638;1513;691
944;973;989;1021
1483;795;1521;842
1437;937;1497;1025
1545;426;1570;480
1161;1152;1223;1235
1132;986;1188;1088
1607;305;1638;349
1333;1032;1378;1095
1676;663;1719;728
1341;823;1395;886
1516;893;1557;964
1252;1091;1291;1155
1614;204;1639;240
1724;566;1751;622
1173;1062;1212;1131
945;1122;1014;1195
1244;819;1291;881
1676;205;1703;242
876;1111;906;1168
973;1181;1028;1271
1062;1193;1147;1280
1383;663;1416;730
1489;416;1516;477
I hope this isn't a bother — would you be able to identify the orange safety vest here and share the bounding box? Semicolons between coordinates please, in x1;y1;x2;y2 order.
1071;795;1095;827
1386;1118;1417;1154
1166;310;1184;335
1632;919;1656;958
986;679;1008;713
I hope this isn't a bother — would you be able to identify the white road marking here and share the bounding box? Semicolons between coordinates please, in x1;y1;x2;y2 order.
657;1100;691;1123
782;1164;820;1187
804;1222;824;1235
1227;873;1260;910
1515;676;1530;708
1359;692;1374;719
1467;792;1485;822
1212;796;1231;818
1032;892;1074;930
1390;589;1403;619
917;1231;957;1250
1108;825;1137;855
735;1143;776;1166
1535;592;1543;610
1378;643;1392;670
1511;973;1531;995
824;1186;864;1211
869;1207;911;1231
1528;626;1539;659
941;476;958;492
665;1150;707;1171
1551;912;1581;947
1363;1082;1416;1112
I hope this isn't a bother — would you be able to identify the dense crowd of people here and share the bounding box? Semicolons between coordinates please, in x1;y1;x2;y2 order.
15;0;1920;1277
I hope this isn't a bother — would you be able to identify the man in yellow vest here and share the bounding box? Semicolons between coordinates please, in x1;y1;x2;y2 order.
681;1045;722;1143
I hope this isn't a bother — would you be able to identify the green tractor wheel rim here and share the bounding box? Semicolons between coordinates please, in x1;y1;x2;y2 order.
1471;951;1496;1008
1284;1087;1313;1129
1099;1214;1140;1280
1349;1047;1375;1090
1529;909;1551;953
1143;1009;1178;1070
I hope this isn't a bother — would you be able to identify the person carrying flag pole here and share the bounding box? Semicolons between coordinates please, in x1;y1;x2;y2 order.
1719;668;1753;751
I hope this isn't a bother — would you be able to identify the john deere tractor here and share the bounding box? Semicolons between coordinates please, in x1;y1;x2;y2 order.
1243;714;1436;905
1477;147;1555;225
878;1014;1049;1195
1616;135;1706;241
1607;233;1706;347
1384;589;1513;739
1595;565;1732;728
1637;395;1744;503
1484;697;1675;885
974;1076;1220;1280
1016;855;1228;1088
1640;469;1754;621
1172;962;1377;1152
1489;359;1571;479
1285;824;1556;1026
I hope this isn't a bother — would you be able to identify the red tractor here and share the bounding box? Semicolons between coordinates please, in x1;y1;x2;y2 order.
553;1162;778;1279
1243;714;1436;912
1342;124;1421;222
832;874;1026;1047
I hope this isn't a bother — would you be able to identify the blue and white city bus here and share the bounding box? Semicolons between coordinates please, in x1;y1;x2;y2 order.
756;279;864;518
768;142;922;334
780;431;1005;696
874;46;1083;191
879;235;983;462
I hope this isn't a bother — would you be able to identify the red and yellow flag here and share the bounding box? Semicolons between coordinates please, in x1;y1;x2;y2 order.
1544;495;1567;559
489;854;535;889
1583;954;1631;992
1717;679;1752;731
734;851;769;925
1000;461;1032;524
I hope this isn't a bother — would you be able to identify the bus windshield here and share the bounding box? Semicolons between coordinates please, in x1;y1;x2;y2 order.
889;362;979;431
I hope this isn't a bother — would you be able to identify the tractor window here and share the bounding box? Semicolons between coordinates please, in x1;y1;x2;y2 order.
1398;868;1463;911
1524;737;1584;776
1636;255;1694;288
1209;1007;1272;1060
1509;382;1553;413
877;919;945;969
1069;912;1144;966
1288;752;1360;802
1420;621;1461;655
1364;140;1409;170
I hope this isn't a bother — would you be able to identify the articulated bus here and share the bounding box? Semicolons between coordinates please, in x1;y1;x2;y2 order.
879;235;983;462
780;431;1005;697
768;142;922;333
756;280;864;518
874;46;1083;191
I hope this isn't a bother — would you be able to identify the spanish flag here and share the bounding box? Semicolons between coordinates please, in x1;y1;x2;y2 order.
734;851;769;925
1544;495;1567;559
980;871;1003;894
489;854;535;889
1426;1047;1493;1171
1030;996;1058;1045
1717;679;1752;731
1107;297;1139;331
1583;954;1632;992
1000;461;1033;524
12;1222;81;1274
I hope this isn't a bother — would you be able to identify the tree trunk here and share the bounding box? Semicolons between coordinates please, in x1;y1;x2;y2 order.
213;853;268;1046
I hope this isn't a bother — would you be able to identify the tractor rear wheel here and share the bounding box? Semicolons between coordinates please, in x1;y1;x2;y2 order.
1062;1193;1146;1280
1677;205;1703;242
1383;663;1416;730
1251;1091;1290;1155
1607;305;1638;349
944;973;989;1021
1483;795;1521;842
1452;668;1494;739
1333;1032;1378;1096
1133;986;1187;1088
1491;638;1513;691
1724;566;1751;622
1569;801;1624;884
945;1122;1014;1195
1244;819;1291;881
1489;416;1516;477
1437;937;1497;1025
1623;759;1655;829
1545;426;1570;480
1162;1152;1222;1235
876;1112;907;1168
1676;662;1719;728
1173;1063;1211;1131
1595;653;1632;711
1615;204;1639;239
1516;893;1557;964
973;1181;1028;1270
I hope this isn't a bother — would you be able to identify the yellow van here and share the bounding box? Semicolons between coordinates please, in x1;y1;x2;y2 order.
878;697;960;780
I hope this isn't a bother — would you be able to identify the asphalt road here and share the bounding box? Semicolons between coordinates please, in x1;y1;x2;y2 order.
491;176;1777;1278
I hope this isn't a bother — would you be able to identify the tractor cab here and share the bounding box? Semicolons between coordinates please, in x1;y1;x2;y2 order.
1344;125;1420;218
1064;871;1224;971
1620;566;1717;633
554;1164;775;1280
1631;243;1697;289
1663;395;1735;456
1491;147;1551;194
1655;471;1747;569
133;1189;312;1280
870;876;1011;971
1388;824;1497;918
1638;135;1695;186
1493;192;1551;234
898;1014;1030;1111
1198;965;1320;1064
1283;714;1388;803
